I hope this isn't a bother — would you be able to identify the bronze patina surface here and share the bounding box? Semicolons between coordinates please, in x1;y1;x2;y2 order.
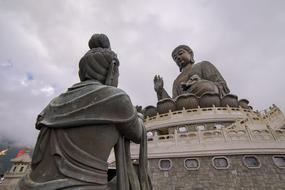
17;34;152;190
154;45;230;101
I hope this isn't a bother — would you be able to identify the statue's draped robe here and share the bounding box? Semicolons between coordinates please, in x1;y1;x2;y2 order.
158;61;230;100
17;80;151;190
173;61;229;98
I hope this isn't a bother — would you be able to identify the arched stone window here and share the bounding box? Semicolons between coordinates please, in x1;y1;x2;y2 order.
178;127;187;133
19;166;24;172
12;166;17;172
158;159;172;171
147;131;154;141
243;155;261;168
214;124;224;130
212;156;230;169
147;131;153;137
196;125;205;131
184;158;200;170
272;156;285;168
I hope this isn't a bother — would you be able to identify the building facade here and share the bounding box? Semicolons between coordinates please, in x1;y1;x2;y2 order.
131;104;285;190
0;153;31;190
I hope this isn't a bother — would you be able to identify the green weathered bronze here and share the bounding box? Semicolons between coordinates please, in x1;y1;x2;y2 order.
154;45;230;101
17;34;152;190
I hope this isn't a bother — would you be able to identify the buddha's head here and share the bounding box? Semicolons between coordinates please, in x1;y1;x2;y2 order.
172;45;195;72
79;34;120;87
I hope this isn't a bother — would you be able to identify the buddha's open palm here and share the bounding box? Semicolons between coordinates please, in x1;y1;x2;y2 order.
154;75;164;92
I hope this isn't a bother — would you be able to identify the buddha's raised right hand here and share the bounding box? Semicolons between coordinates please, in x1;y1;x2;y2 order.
154;75;164;93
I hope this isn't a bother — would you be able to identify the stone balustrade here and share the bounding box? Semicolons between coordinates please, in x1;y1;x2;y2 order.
261;105;285;129
131;127;285;159
144;105;285;131
130;105;285;159
145;106;257;130
146;126;285;145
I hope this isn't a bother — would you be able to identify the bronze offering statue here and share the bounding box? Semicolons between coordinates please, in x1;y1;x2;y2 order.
154;45;230;101
17;34;152;190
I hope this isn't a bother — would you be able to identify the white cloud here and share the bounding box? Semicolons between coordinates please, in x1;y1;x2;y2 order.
20;79;29;87
40;85;55;97
0;61;13;68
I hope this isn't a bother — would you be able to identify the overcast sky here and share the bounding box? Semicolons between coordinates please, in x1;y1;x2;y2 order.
0;0;284;146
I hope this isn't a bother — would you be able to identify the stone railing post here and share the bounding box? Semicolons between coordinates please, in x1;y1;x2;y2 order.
221;127;228;142
245;126;253;142
197;129;202;144
174;128;178;146
267;125;279;142
154;131;158;144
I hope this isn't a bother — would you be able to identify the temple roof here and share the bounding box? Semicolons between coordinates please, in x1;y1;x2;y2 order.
11;153;31;163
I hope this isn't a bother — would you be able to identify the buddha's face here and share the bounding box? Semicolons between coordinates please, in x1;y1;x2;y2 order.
173;48;192;69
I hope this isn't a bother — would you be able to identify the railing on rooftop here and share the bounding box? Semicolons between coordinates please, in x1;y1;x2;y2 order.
146;124;285;146
144;104;285;130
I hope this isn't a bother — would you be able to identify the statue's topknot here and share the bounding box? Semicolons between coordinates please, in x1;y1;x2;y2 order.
88;34;111;49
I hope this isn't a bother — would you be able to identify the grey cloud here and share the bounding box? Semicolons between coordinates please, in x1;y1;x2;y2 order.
0;0;284;146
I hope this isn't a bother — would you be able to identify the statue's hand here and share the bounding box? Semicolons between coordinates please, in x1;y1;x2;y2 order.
135;105;143;114
181;82;188;91
154;75;164;93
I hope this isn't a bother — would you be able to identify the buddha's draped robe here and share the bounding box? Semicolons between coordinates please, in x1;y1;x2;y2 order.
173;61;230;98
157;61;230;100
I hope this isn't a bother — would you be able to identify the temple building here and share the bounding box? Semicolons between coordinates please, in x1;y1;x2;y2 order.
129;103;285;190
127;43;285;190
0;151;31;190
